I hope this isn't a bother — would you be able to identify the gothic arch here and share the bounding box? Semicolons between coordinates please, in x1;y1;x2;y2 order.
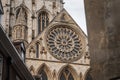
15;3;31;14
84;68;93;80
36;6;52;16
36;6;53;34
37;8;50;34
15;3;32;25
79;72;83;80
36;63;52;80
58;65;78;80
53;69;57;80
15;7;28;24
27;45;36;58
29;65;35;75
35;41;40;58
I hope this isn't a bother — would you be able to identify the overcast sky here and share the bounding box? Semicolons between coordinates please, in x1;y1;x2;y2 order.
64;0;87;35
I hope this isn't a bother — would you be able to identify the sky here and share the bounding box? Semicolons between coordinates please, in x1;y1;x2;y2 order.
64;0;87;35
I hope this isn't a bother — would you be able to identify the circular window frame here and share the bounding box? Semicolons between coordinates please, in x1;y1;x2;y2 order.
44;24;85;62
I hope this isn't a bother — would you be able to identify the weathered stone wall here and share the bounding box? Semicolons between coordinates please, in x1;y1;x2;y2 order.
1;0;63;42
84;0;120;80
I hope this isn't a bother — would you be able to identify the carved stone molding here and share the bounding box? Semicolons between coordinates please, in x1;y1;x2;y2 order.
45;25;84;62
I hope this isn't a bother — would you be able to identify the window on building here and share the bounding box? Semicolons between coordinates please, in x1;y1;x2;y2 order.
16;8;20;19
38;11;49;34
36;43;39;58
16;7;28;23
32;30;35;40
0;55;3;80
60;67;74;80
29;66;35;75
36;65;49;80
39;69;48;80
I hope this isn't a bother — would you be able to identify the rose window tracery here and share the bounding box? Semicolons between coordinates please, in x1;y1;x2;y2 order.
46;25;83;62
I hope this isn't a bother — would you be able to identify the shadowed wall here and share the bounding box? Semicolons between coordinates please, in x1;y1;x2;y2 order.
84;0;120;80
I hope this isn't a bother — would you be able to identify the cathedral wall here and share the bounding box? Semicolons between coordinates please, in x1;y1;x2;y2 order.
1;0;90;80
1;0;63;42
26;21;90;80
26;59;89;80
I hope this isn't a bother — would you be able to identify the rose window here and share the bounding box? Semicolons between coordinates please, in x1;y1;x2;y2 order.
54;31;74;53
46;26;83;62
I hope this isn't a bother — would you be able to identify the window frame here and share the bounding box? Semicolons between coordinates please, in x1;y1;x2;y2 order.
60;67;74;80
38;11;49;34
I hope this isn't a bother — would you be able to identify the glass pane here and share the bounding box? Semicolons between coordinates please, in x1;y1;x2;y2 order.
68;73;74;80
38;16;41;34
60;73;66;80
39;70;48;80
60;68;74;80
38;11;49;34
36;43;39;58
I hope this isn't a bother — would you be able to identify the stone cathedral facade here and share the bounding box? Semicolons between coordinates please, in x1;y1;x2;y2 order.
1;0;90;80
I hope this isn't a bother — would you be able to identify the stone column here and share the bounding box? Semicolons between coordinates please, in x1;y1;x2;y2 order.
84;0;120;80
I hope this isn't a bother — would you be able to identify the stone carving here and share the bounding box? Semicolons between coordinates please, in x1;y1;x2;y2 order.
40;47;47;55
29;46;36;58
46;26;83;62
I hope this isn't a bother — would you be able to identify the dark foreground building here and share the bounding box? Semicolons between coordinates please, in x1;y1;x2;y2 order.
0;17;34;80
0;25;34;80
0;0;34;80
85;0;120;80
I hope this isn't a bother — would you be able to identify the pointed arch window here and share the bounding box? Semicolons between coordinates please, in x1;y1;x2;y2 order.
16;7;28;24
38;11;49;34
29;66;35;75
60;67;74;80
36;66;48;80
39;69;48;80
16;8;20;19
36;42;39;58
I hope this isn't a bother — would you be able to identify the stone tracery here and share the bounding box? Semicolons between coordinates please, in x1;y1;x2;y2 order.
46;26;83;62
